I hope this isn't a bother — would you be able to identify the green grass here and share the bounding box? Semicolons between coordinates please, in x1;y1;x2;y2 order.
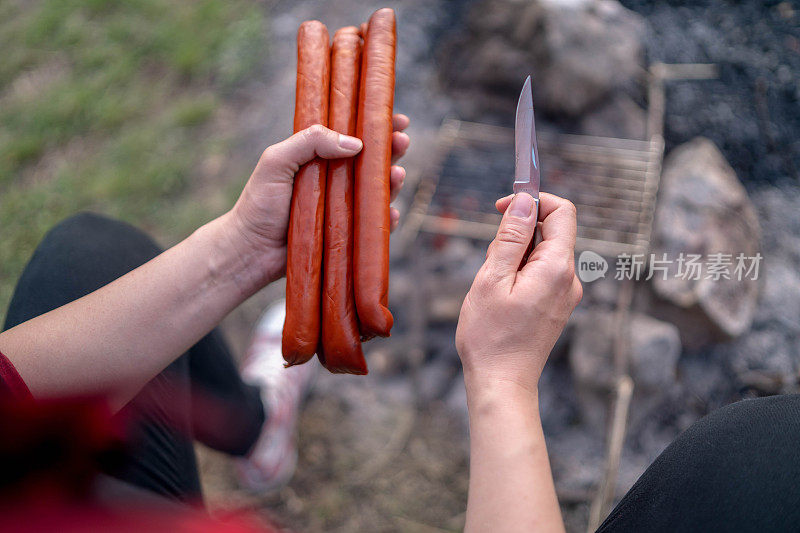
0;0;267;316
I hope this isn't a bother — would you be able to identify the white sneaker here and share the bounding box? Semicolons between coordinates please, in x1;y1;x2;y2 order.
235;299;317;492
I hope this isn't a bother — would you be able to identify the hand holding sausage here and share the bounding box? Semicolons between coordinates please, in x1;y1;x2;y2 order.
226;118;409;289
455;192;583;395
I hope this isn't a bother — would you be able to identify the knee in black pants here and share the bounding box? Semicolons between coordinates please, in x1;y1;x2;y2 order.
4;212;162;330
599;394;800;532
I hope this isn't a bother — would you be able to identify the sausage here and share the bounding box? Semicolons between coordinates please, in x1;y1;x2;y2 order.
353;8;396;339
320;27;368;374
282;20;330;366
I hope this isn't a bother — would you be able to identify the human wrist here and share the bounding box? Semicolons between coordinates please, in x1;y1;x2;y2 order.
199;212;281;298
463;368;541;417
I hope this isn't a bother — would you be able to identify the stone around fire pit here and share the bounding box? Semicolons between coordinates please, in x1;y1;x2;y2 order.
649;137;762;348
570;311;616;392
578;94;647;140
570;311;682;388
440;0;646;119
569;310;681;431
629;314;682;390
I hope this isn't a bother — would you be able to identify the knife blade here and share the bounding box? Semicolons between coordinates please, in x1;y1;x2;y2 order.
514;75;541;247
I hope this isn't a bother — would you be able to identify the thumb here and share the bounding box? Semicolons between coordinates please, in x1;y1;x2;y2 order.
485;193;537;277
259;124;363;175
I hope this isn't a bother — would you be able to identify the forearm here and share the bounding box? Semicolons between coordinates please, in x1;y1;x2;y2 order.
0;212;277;409
463;372;564;533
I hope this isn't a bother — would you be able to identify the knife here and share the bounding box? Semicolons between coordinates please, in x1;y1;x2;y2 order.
514;75;541;248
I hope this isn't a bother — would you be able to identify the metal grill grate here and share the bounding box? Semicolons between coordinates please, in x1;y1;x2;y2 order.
403;119;664;257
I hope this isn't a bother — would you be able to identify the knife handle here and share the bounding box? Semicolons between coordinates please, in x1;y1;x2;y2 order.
520;198;541;267
532;197;542;248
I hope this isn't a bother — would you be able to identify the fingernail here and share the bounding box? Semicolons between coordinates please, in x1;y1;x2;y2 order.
338;134;362;151
509;193;534;219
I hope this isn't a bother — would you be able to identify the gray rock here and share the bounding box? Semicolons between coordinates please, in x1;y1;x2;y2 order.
569;310;681;435
650;137;762;346
441;0;646;118
570;311;680;390
578;94;647;140
629;314;682;390
578;272;621;310
709;186;800;394
569;311;616;392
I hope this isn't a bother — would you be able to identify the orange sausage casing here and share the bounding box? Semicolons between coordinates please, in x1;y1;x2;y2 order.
320;27;367;374
283;21;331;366
353;8;397;339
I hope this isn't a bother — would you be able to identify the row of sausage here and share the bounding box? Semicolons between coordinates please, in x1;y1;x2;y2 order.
283;8;397;374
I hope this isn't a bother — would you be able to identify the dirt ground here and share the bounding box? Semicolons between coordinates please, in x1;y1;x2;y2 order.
186;275;465;533
198;397;469;532
199;305;472;532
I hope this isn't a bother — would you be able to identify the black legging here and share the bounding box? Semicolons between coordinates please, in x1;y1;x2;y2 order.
3;212;265;503
598;393;800;532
